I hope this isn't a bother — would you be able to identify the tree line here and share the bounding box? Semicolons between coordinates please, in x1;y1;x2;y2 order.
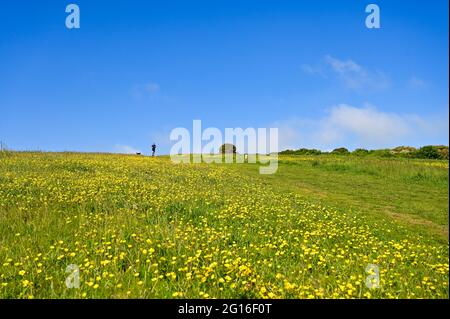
279;145;449;160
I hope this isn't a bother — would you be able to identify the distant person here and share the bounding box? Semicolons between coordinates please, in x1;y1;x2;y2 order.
151;143;156;156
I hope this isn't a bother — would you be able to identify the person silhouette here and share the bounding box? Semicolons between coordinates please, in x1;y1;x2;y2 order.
151;143;156;156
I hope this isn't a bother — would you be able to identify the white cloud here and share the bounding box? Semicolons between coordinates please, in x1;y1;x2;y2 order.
301;64;327;78
325;55;390;91
408;76;427;89
272;104;448;150
143;83;160;93
322;104;410;144
302;55;390;91
131;82;160;101
114;144;141;154
325;55;363;74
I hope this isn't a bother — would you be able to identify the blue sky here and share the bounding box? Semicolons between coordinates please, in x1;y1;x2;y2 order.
0;0;448;154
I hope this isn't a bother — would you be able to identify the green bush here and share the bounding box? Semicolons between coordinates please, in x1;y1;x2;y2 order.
297;148;321;155
391;146;417;155
331;147;349;155
279;148;321;155
352;148;369;156
414;146;442;159
279;145;448;160
435;146;449;160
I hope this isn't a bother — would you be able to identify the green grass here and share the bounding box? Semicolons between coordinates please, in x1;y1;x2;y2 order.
236;155;449;242
0;152;448;299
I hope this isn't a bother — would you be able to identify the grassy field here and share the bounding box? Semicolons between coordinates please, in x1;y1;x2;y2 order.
0;152;448;299
238;155;449;241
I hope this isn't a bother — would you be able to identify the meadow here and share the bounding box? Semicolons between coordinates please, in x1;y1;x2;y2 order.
0;152;448;299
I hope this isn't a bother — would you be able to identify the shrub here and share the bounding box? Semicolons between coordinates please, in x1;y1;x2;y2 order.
279;149;295;155
331;147;349;155
307;149;322;155
352;148;369;156
296;148;322;155
391;146;417;155
435;145;449;160
414;146;442;159
278;145;449;160
279;148;322;155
